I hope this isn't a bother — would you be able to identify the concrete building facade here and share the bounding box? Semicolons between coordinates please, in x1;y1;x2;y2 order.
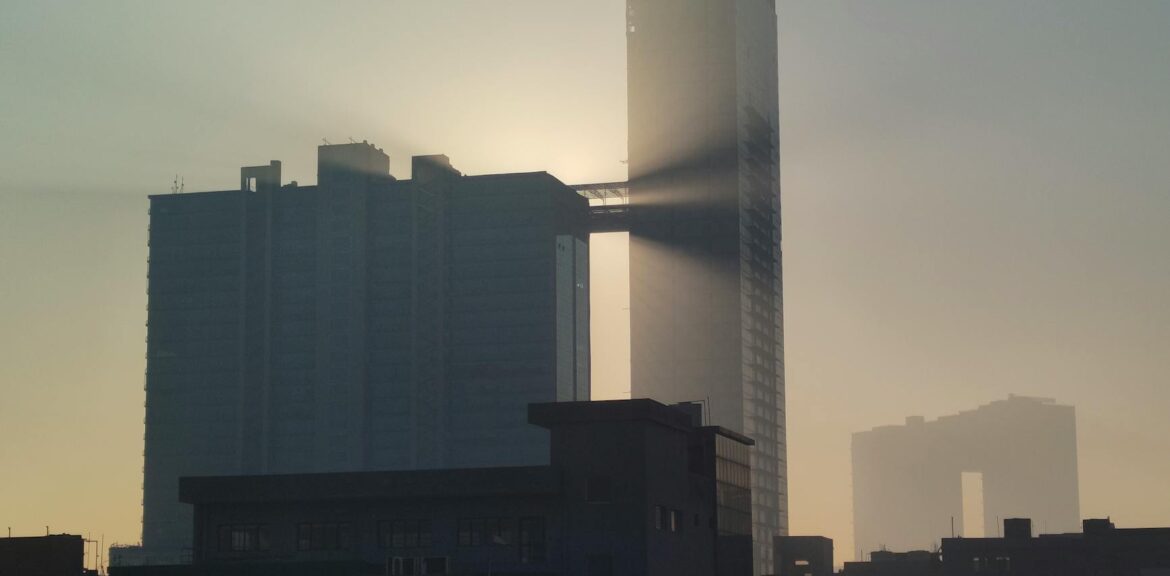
141;144;591;557
625;1;786;573
852;396;1080;557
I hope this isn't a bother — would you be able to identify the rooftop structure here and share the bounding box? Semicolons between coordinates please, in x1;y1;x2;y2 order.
0;534;98;576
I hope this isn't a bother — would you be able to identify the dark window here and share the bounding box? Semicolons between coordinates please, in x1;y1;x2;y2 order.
586;476;613;503
484;518;513;546
296;522;351;551
588;554;614;576
669;509;681;533
654;505;666;531
391;557;418;576
297;524;311;551
380;520;432;549
519;517;546;564
217;524;269;553
457;518;511;547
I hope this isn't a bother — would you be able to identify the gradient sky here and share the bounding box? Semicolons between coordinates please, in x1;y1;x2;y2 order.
2;0;1168;562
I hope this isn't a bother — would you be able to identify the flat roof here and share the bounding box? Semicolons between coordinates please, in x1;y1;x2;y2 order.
528;398;695;433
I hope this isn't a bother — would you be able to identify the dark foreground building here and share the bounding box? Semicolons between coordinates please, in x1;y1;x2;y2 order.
140;143;591;559
0;534;97;576
773;536;833;576
114;399;754;576
626;1;786;573
841;551;940;576
941;518;1170;575
852;396;1079;556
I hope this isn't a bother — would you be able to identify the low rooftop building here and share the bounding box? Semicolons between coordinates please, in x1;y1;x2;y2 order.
112;398;755;576
941;517;1170;575
0;534;98;576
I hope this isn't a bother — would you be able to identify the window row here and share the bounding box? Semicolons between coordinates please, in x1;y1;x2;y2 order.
653;506;684;533
218;517;547;560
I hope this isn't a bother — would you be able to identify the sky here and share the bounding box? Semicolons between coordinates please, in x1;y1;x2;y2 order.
2;0;1169;563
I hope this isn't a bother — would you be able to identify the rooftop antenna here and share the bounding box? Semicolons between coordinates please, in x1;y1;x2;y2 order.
348;137;357;144
322;138;331;146
170;175;183;194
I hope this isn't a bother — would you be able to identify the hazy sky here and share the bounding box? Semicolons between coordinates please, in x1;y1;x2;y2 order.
2;0;1168;562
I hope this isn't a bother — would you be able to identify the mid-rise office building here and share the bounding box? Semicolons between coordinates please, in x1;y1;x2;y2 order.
115;399;754;576
626;0;786;572
141;143;591;557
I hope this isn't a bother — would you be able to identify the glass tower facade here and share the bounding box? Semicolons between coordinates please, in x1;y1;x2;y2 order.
141;145;590;557
626;0;785;573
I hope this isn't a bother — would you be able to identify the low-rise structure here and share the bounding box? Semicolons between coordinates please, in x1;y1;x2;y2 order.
111;398;755;576
0;534;98;576
773;536;833;576
941;517;1170;575
841;550;940;576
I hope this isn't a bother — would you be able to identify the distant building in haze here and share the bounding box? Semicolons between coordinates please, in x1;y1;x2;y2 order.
115;399;755;576
141;143;591;558
852;396;1080;557
626;0;786;572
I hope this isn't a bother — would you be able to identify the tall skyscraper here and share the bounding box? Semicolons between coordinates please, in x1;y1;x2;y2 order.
626;0;785;573
852;396;1080;558
141;143;590;557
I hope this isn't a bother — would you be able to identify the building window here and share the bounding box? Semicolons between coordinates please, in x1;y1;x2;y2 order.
457;518;512;547
217;524;269;553
518;517;546;564
652;507;683;533
380;519;432;548
586;476;612;503
390;557;418;576
296;522;351;551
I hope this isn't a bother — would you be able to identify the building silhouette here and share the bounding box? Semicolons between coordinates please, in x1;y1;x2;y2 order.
773;536;833;576
626;0;786;573
852;396;1080;557
841;550;941;576
115;399;755;576
0;534;97;576
141;144;591;558
941;517;1170;575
